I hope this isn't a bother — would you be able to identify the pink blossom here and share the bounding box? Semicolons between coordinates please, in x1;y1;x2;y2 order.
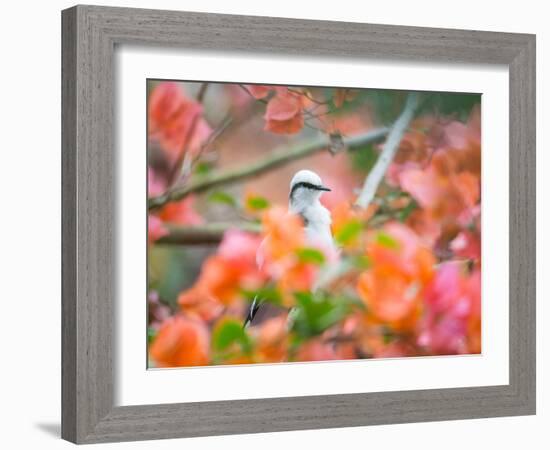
148;167;166;197
418;262;481;355
148;215;168;244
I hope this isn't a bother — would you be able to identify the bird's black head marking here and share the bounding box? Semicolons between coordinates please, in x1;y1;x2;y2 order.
289;181;331;200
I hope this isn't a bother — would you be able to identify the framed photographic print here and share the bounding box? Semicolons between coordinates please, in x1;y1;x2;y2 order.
62;5;536;444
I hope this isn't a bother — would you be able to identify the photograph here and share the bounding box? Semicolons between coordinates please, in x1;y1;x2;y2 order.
146;80;482;368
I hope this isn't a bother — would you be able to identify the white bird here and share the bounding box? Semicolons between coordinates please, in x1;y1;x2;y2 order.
244;169;334;328
288;169;334;252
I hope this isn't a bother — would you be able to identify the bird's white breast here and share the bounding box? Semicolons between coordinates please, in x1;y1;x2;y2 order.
299;202;335;251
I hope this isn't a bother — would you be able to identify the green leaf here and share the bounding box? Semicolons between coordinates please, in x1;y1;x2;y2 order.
293;291;312;305
418;92;481;121
334;220;363;245
382;327;395;344
397;198;418;222
350;254;371;269
376;231;400;249
147;327;157;344
351;144;378;174
296;247;326;265
149;246;194;309
208;191;237;207
212;319;252;353
291;291;349;338
246;195;270;211
292;291;311;304
194;162;213;176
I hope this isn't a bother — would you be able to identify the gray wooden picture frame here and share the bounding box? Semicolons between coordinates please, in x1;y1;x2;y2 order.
61;4;536;444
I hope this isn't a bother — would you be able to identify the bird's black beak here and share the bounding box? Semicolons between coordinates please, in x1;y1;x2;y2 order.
317;185;331;192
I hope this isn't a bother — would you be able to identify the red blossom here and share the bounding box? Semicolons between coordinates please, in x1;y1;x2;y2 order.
149;315;210;367
177;230;265;307
264;90;305;134
390;113;481;228
246;85;273;99
177;284;223;322
295;339;341;362
158;196;203;226
255;316;289;363
450;230;481;263
148;82;211;160
357;223;435;330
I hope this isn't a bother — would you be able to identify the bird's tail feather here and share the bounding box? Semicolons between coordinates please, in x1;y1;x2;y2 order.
243;295;263;329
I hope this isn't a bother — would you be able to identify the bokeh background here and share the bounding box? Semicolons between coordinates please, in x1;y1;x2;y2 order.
147;80;481;368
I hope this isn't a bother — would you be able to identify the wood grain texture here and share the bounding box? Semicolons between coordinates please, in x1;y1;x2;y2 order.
508;35;536;410
61;4;536;444
61;7;77;443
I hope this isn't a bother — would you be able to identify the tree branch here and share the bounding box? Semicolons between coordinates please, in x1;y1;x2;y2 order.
355;93;420;208
167;83;210;187
196;82;209;103
149;127;389;210
156;222;261;245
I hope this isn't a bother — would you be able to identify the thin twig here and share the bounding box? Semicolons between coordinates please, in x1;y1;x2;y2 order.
204;115;233;149
187;114;233;174
196;82;209;103
148;127;389;210
167;85;211;186
287;88;330;105
303;108;333;120
355;93;420;208
239;84;269;104
167;113;200;186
